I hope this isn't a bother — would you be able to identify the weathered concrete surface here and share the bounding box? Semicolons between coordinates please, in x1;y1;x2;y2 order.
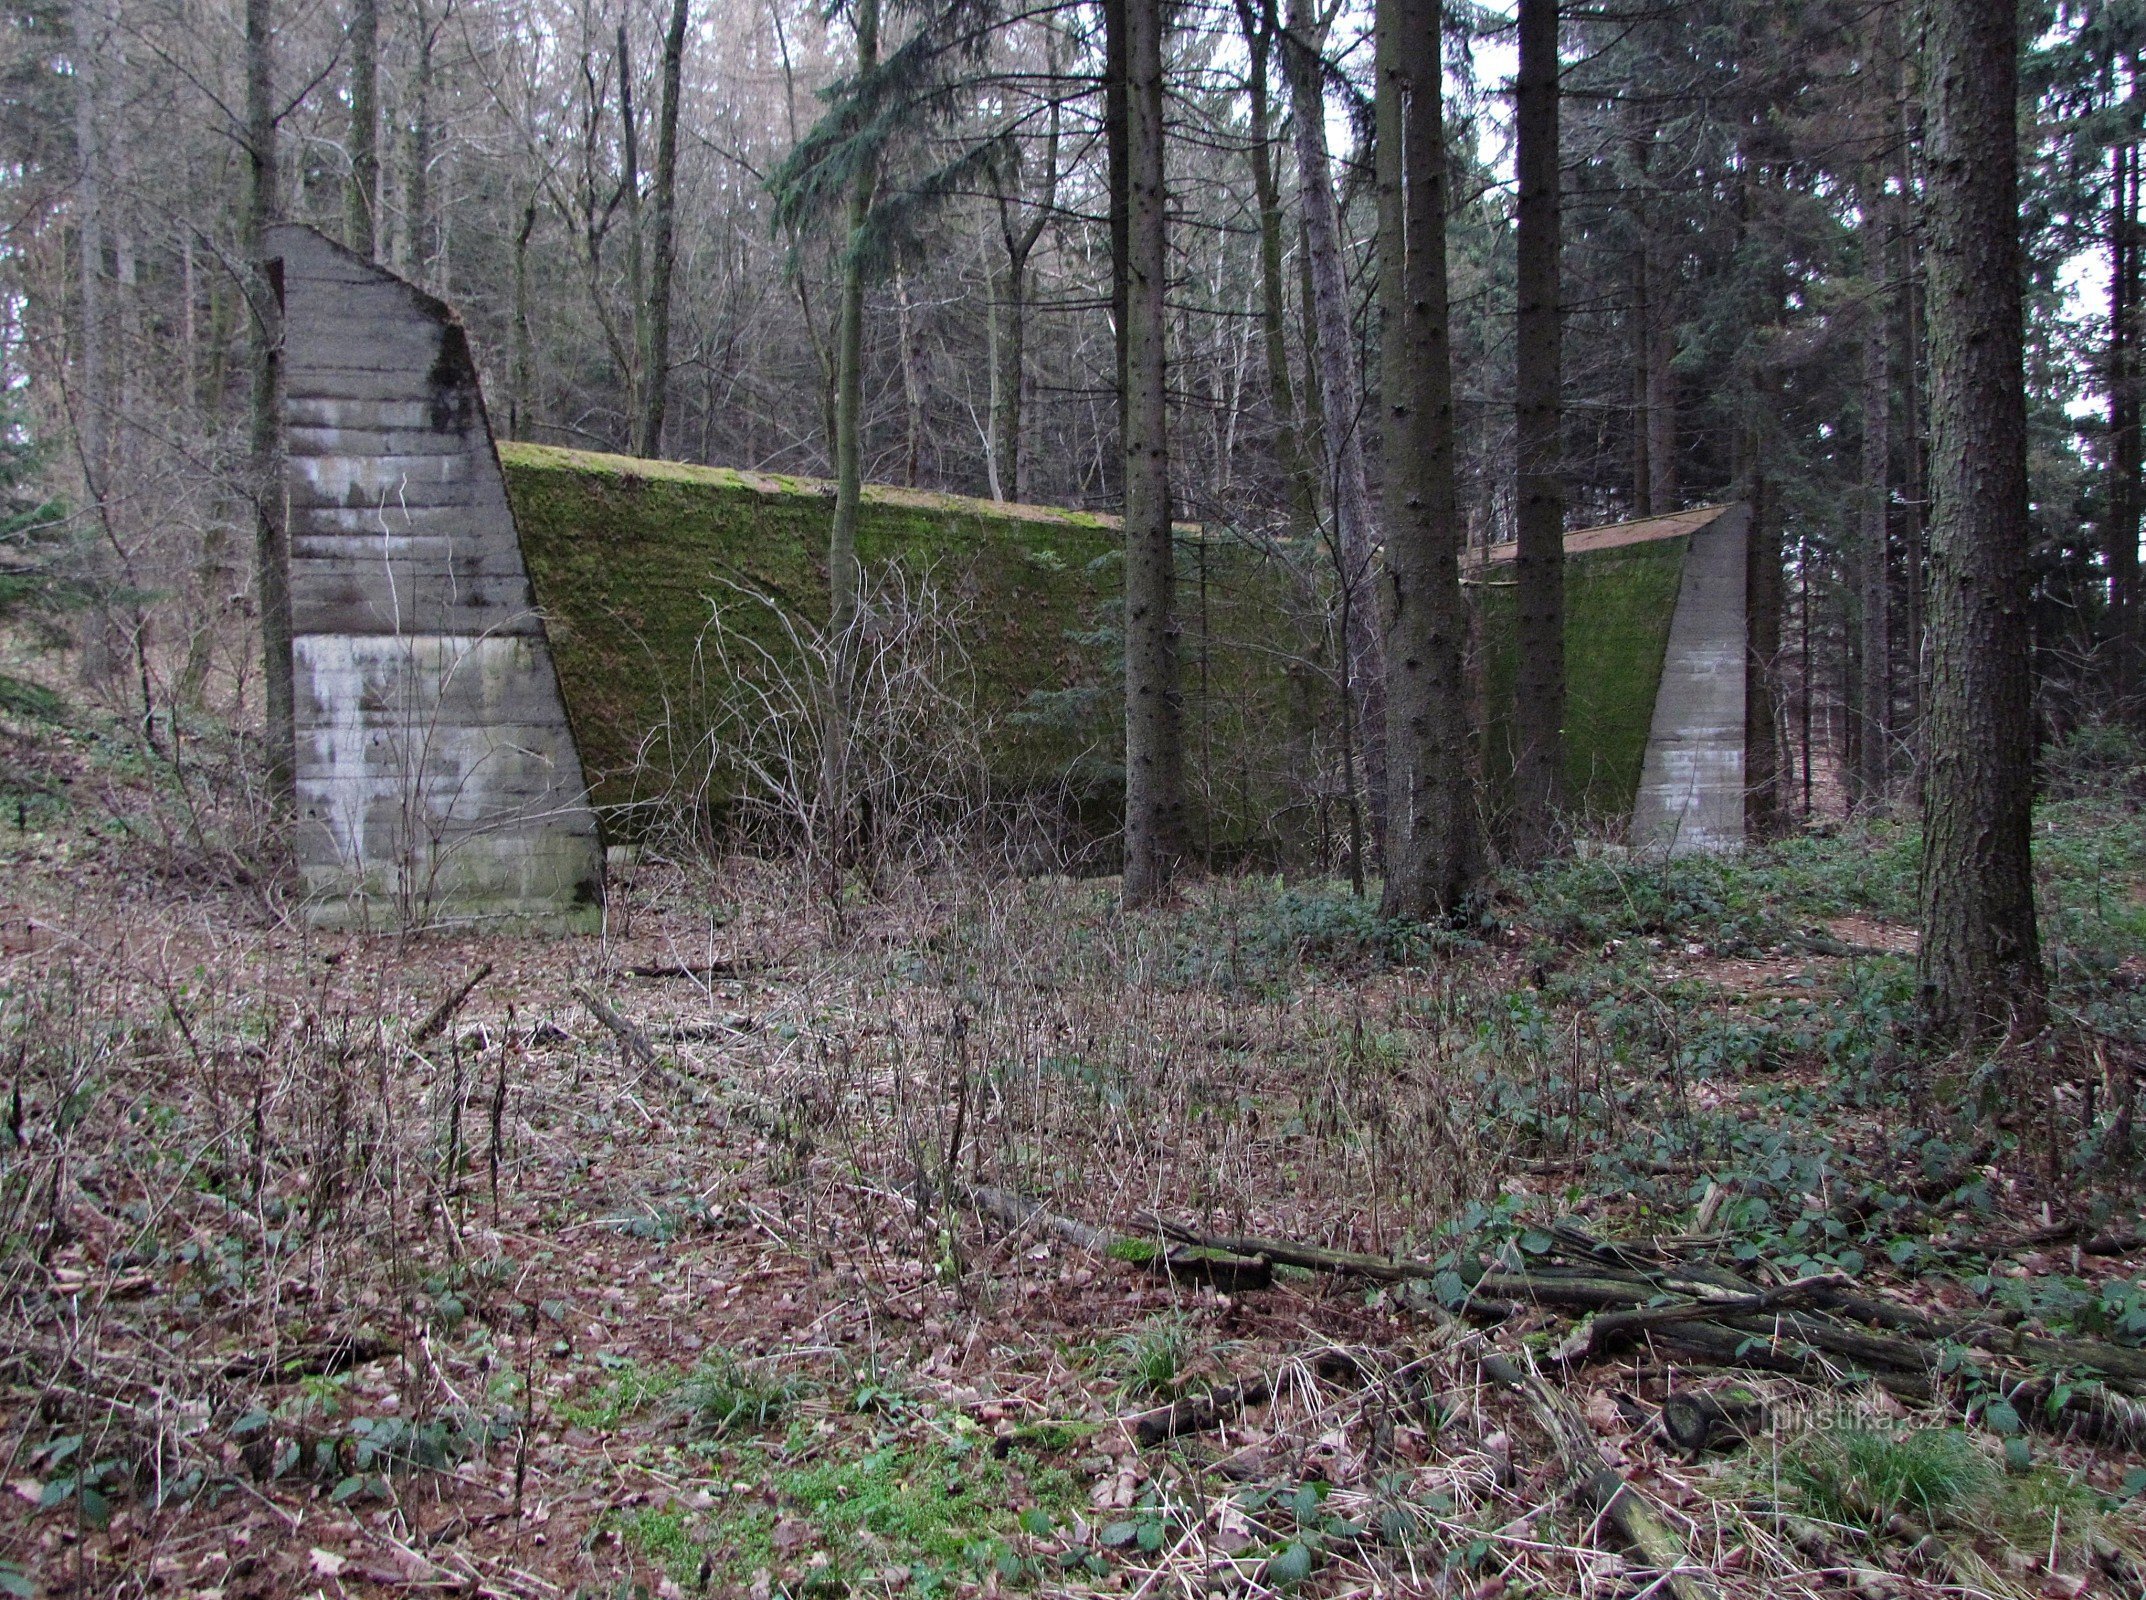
1630;503;1747;854
272;224;602;930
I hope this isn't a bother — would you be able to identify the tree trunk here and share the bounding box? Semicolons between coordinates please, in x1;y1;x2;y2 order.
1647;253;1677;513
1235;0;1318;534
1283;0;1385;844
1858;173;1894;810
511;195;536;438
828;0;877;642
346;0;378;258
617;25;645;443
1510;0;1564;861
2109;59;2142;712
402;0;433;285
1631;244;1651;514
989;245;1024;499
990;45;1058;503
72;0;111;685
1917;0;2044;1038
1745;408;1784;841
1104;0;1129;433
246;0;293;803
1377;0;1475;918
896;269;925;487
634;0;689;458
1119;0;1184;907
1896;44;1928;765
820;0;880;901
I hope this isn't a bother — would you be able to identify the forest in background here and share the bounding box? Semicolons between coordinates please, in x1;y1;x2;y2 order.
4;0;2132;859
18;0;2146;1593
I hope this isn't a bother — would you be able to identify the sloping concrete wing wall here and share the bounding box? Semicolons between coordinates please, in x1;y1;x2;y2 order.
1630;503;1748;855
272;224;603;930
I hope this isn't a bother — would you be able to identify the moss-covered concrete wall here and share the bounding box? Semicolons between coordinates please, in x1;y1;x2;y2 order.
1472;534;1690;826
503;443;1317;855
504;441;1702;858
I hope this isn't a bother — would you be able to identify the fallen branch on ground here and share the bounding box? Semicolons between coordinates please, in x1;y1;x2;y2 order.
962;1186;1270;1292
415;962;493;1043
574;986;660;1073
1128;1378;1273;1447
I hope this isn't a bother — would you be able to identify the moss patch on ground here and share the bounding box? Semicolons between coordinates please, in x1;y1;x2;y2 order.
1474;534;1688;825
615;1433;1085;1597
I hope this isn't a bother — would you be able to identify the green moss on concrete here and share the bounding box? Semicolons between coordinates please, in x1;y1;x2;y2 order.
505;444;1322;856
1474;535;1688;825
505;441;1690;855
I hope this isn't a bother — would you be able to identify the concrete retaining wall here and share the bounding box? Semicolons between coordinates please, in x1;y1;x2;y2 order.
272;224;603;930
1629;503;1749;855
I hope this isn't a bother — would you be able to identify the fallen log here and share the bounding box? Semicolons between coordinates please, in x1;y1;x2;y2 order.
415;962;492;1043
1129;1378;1273;1447
1584;1470;1723;1600
966;1187;1271;1292
575;986;661;1073
1509;1355;1721;1600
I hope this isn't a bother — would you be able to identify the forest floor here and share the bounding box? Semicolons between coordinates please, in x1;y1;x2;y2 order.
11;715;2146;1599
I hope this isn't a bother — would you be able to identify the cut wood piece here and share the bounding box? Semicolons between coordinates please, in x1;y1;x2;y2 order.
1129;1378;1272;1446
1583;1468;1723;1600
1512;1358;1722;1600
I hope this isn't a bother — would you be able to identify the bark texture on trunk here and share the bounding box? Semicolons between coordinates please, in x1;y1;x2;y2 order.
1746;427;1784;841
2109;60;2142;710
828;0;879;641
246;0;293;803
1377;0;1475;917
1235;0;1317;533
989;48;1058;503
1858;182;1893;811
1120;0;1184;907
1283;0;1385;840
402;0;433;285
634;0;689;459
1917;0;2043;1037
345;0;378;258
511;196;536;438
618;25;645;438
1510;0;1564;861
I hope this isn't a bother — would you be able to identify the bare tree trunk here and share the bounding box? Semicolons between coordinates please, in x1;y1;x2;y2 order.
72;0;111;685
246;0;293;803
2109;57;2142;712
1510;0;1564;861
1120;0;1184;907
617;25;644;441
896;270;924;487
1858;168;1894;810
1745;405;1784;840
1647;253;1677;512
1377;0;1475;917
1897;45;1928;765
634;0;689;458
990;40;1059;503
1630;244;1652;514
1283;0;1385;846
828;0;877;642
1917;0;2043;1038
510;195;536;438
1233;0;1317;533
346;0;378;257
402;0;434;286
820;0;880;902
